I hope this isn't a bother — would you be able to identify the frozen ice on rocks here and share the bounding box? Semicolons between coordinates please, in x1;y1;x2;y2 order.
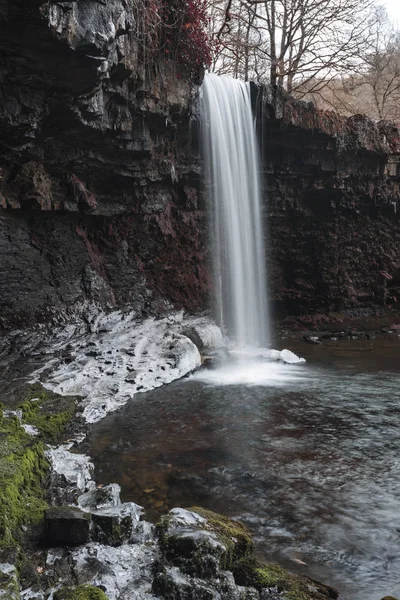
92;502;143;527
279;348;306;364
78;483;122;510
131;521;157;544
182;321;224;350
22;424;40;436
0;564;19;600
20;589;45;600
33;311;221;423
167;507;207;528
47;444;94;493
71;542;162;600
265;348;305;363
46;548;65;567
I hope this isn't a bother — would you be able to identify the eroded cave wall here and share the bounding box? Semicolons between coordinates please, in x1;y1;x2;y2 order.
0;0;209;329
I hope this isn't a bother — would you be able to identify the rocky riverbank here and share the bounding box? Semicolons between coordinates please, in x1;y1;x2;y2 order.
1;381;397;600
0;382;341;600
0;311;399;600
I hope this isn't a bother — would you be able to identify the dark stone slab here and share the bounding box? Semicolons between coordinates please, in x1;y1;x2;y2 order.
45;506;91;546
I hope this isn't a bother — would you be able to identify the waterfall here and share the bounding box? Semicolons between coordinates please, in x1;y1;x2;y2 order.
201;73;270;349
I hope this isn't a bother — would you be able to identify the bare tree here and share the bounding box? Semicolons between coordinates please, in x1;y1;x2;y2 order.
347;6;400;119
303;6;400;121
209;0;376;96
207;0;268;81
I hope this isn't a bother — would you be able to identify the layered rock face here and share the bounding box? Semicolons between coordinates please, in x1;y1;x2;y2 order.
256;85;400;321
0;0;208;329
1;2;400;329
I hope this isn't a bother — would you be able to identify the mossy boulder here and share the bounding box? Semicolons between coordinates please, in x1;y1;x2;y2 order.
189;507;254;564
17;383;78;444
0;410;49;552
53;584;109;600
0;385;78;552
0;564;20;599
157;507;253;579
232;557;338;600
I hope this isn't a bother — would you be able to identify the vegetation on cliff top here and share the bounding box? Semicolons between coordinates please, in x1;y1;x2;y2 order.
135;0;212;83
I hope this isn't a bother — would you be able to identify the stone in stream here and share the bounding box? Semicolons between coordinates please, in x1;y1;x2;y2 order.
78;484;121;510
153;566;259;600
45;506;91;546
154;507;339;600
91;503;143;546
78;483;144;545
157;507;254;578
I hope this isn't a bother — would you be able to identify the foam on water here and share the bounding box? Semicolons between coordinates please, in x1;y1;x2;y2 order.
192;348;306;386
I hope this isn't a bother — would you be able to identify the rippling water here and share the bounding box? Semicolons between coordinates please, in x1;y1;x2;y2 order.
81;336;400;600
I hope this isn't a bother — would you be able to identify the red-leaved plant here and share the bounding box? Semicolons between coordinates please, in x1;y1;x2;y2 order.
164;0;212;83
135;0;212;84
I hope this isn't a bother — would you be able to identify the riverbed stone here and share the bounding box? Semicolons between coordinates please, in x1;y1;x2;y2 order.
153;566;261;600
158;508;253;579
45;506;91;546
232;557;338;599
91;503;143;546
78;484;121;510
153;566;222;599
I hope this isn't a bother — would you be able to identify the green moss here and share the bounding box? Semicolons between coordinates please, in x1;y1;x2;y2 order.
232;557;335;600
188;507;253;568
92;512;132;546
0;413;49;547
0;565;19;599
0;384;78;554
17;383;77;444
53;585;109;600
157;507;254;575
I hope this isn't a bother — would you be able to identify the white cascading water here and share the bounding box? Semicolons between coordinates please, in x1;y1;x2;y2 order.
201;73;270;349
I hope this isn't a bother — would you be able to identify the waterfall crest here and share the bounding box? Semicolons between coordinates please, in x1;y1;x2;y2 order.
201;73;270;348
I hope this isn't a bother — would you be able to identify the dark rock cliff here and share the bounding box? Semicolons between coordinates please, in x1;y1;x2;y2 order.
0;0;208;329
1;2;400;330
255;85;400;325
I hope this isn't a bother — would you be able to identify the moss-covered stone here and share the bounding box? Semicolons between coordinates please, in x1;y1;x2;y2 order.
188;507;254;567
0;411;49;549
17;383;77;444
92;511;133;546
0;384;78;562
232;557;338;600
0;564;20;599
157;507;254;579
53;584;109;600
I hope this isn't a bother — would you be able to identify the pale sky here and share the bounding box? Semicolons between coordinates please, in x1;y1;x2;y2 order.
382;0;400;23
